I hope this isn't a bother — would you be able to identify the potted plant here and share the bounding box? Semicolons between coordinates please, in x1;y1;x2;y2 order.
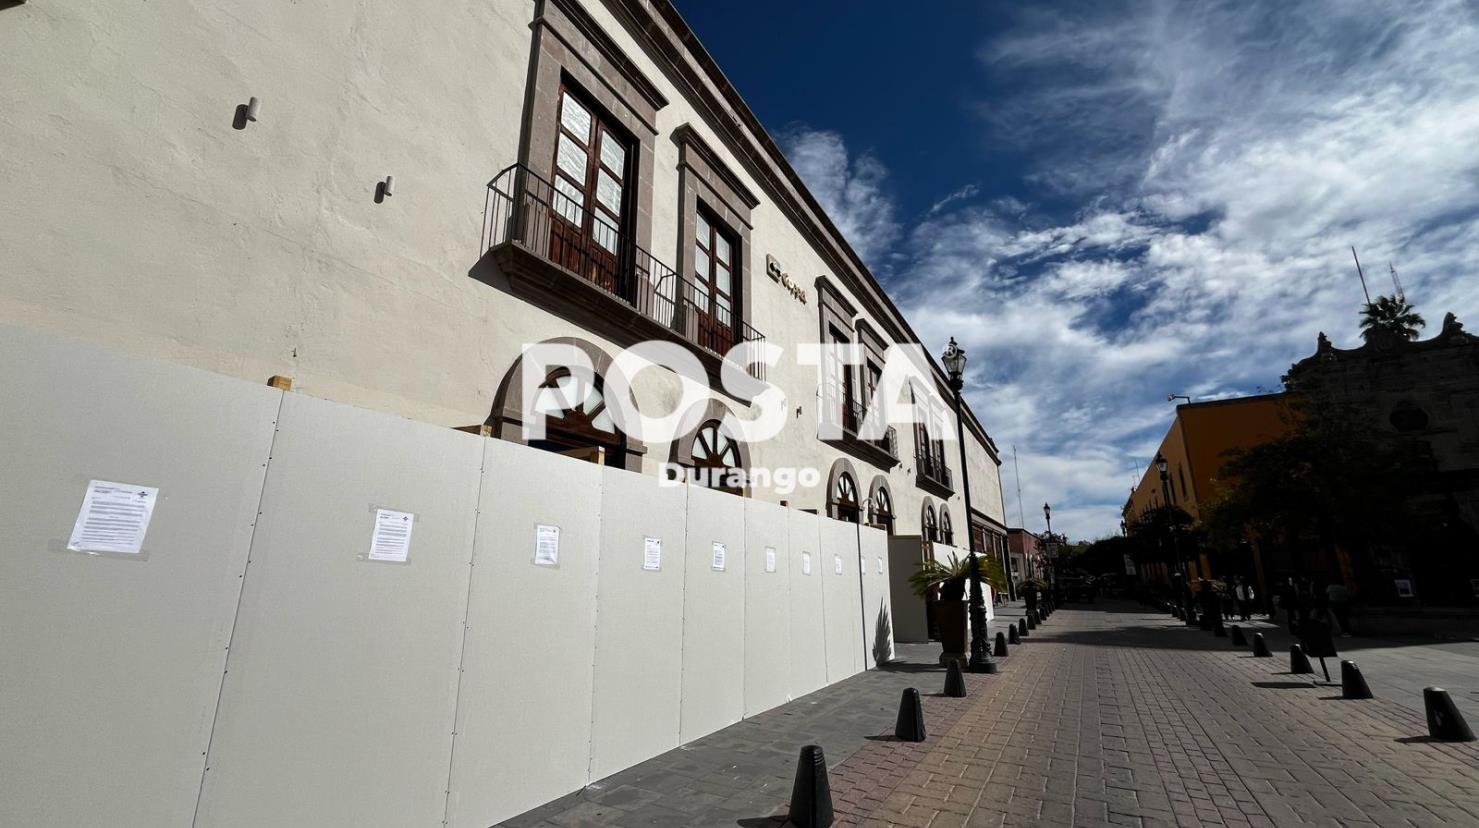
910;553;973;663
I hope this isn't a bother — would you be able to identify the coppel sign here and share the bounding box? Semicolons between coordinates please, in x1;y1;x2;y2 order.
765;254;808;304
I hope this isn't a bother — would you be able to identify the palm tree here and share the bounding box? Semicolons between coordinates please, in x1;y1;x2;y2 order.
1359;295;1425;342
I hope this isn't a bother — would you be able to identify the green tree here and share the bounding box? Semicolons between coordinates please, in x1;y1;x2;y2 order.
1359;294;1425;342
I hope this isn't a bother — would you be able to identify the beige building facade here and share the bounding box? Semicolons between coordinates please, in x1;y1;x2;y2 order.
0;0;1007;546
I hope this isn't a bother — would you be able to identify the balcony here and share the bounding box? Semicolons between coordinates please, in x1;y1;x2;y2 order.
915;444;954;496
826;398;900;470
480;164;765;381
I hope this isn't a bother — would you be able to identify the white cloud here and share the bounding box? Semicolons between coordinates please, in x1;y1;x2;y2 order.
778;128;900;269
863;0;1479;539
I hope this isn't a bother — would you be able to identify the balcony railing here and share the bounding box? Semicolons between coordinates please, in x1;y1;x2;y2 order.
483;164;766;379
836;398;898;462
915;443;953;492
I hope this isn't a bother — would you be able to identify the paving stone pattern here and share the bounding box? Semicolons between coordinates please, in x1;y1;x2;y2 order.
501;603;1479;827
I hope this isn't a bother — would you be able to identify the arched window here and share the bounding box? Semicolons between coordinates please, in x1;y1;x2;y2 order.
868;482;895;535
528;368;625;467
831;472;861;523
923;503;938;543
687;419;744;495
940;507;954;545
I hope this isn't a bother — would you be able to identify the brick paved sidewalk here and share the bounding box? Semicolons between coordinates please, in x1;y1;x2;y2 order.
832;603;1479;828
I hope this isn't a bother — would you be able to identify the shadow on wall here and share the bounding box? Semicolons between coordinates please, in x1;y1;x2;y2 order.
873;600;893;666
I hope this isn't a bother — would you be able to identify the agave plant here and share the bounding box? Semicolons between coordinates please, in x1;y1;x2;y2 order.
909;552;1008;601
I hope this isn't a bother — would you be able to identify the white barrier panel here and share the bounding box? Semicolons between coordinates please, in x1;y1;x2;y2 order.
819;518;864;682
888;536;928;643
859;525;895;665
678;484;747;743
742;499;792;716
588;467;688;780
786;509;827;698
195;393;482;827
0;326;280;828
445;440;603;828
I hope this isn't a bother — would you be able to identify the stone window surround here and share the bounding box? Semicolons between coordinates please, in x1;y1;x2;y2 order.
673;124;758;334
523;0;668;257
667;397;754;495
816;277;859;432
825;456;861;522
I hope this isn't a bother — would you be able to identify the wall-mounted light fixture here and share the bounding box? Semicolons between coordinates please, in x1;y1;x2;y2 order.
233;96;260;130
375;176;394;203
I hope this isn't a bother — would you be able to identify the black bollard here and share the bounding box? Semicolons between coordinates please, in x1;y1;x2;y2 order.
943;660;967;698
895;688;927;742
1230;625;1247;646
1018;618;1029;638
787;745;835;828
994;631;1009;657
1213;615;1227;637
1424;687;1476;742
1252;632;1272;657
1340;660;1373;700
1008;625;1020;645
1026;613;1037;630
1289;644;1313;674
1198;612;1211;631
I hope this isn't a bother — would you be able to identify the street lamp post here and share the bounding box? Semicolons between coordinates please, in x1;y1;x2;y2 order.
942;338;996;675
1156;453;1194;623
1043;502;1055;600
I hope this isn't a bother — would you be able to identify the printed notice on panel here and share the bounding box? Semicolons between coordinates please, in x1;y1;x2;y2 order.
765;546;777;573
834;555;843;575
802;552;812;576
68;480;159;554
643;536;662;571
534;524;560;566
711;541;726;571
877;556;884;574
369;509;415;562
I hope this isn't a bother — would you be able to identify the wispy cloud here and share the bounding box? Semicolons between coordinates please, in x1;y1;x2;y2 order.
778;127;900;270
783;0;1479;541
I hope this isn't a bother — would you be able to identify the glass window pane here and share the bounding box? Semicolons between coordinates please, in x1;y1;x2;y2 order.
715;263;730;294
692;439;708;460
591;408;615;433
717;294;731;317
599;135;625;174
556;133;587;180
596;169;622;214
695;213;710;243
560;93;591;140
695;247;709;281
715;234;731;265
593;220;619;254
695;282;710;306
553;176;584;224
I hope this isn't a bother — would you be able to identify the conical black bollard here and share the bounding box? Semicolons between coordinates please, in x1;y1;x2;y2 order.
1026;613;1037;630
1230;625;1247;646
1425;687;1476;742
1212;615;1227;637
787;745;834;828
1008;625;1020;645
943;660;967;698
994;631;1009;657
895;688;927;742
1340;660;1373;700
1018;618;1029;638
1198;612;1211;630
1289;644;1313;674
1252;632;1272;657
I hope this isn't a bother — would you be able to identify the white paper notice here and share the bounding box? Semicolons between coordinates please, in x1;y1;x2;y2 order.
877;556;884;574
802;552;812;576
643;536;662;571
535;523;560;566
711;541;726;571
834;555;843;575
765;546;777;573
68;480;158;554
368;509;415;562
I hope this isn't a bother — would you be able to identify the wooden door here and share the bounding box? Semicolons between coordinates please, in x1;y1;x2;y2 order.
692;212;736;354
550;89;629;294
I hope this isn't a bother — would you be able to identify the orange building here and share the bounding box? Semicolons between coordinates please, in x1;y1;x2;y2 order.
1124;394;1292;586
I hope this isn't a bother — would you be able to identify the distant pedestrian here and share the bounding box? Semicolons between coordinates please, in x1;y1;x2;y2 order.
1326;581;1353;637
1234;577;1255;621
1279;578;1302;634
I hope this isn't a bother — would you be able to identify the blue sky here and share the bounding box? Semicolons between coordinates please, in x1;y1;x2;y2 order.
678;0;1479;541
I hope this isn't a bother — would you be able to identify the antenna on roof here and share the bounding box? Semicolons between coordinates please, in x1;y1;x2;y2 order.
1351;247;1372;305
1011;445;1026;528
1389;262;1406;303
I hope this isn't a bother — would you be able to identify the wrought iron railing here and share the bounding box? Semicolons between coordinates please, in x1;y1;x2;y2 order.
484;164;766;378
837;399;898;459
915;442;953;490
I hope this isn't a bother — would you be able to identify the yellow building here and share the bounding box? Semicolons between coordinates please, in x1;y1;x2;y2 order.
1125;394;1292;585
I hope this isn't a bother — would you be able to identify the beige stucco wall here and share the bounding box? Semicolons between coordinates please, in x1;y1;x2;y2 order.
0;0;1005;528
